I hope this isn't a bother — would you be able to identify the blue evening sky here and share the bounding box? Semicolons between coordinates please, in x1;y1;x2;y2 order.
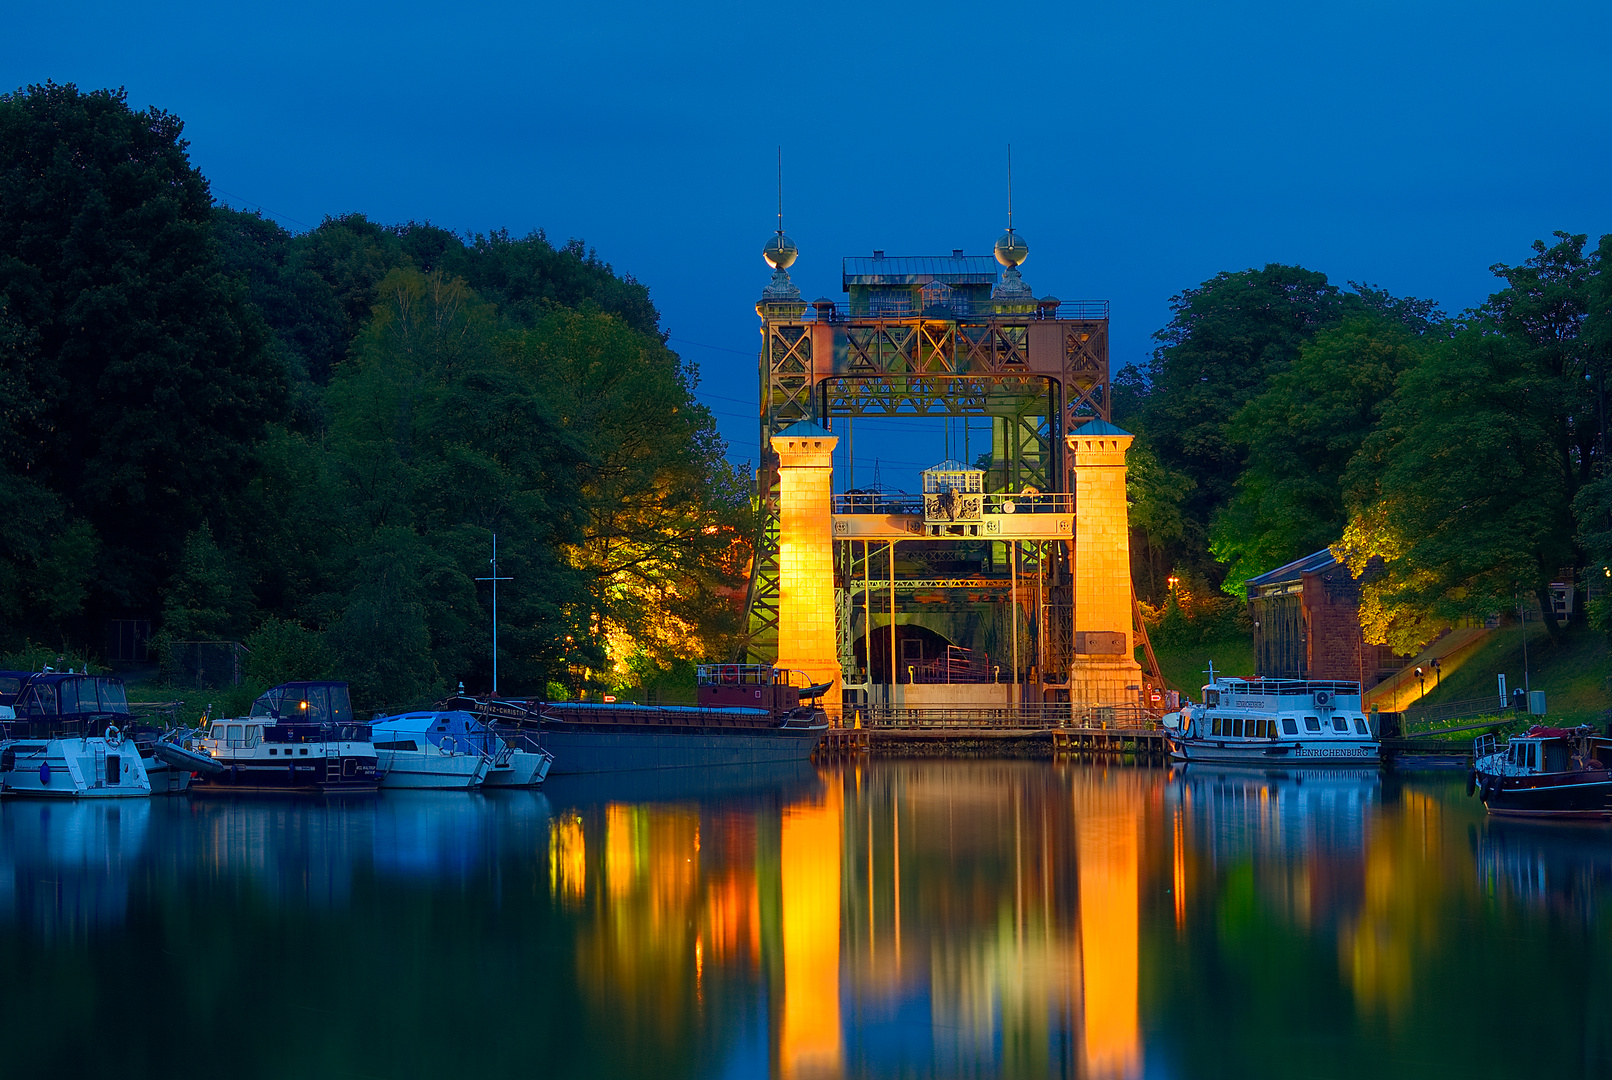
6;0;1609;484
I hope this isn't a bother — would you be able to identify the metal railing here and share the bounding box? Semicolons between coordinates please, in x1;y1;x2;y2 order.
832;492;1070;515
1402;696;1514;729
802;299;1110;322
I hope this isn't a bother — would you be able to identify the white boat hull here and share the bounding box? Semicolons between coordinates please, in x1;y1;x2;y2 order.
1168;736;1379;766
481;749;550;787
143;756;192;794
377;748;489;790
1;738;153;797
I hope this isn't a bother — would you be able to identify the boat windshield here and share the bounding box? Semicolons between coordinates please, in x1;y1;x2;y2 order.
330;686;353;725
23;683;57;715
99;679;130;713
250;689;280;718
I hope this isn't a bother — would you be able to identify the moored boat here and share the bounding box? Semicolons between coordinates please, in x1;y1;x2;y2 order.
0;670;153;797
1471;725;1612;819
1164;673;1379;767
445;664;828;775
370;712;493;790
187;681;378;795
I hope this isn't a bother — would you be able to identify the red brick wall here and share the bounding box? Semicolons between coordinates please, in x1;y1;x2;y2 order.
1303;571;1365;685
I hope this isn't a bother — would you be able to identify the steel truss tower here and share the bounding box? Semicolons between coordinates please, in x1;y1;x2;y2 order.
737;237;1124;705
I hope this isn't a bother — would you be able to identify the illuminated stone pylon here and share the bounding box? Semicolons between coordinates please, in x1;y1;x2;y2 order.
1068;419;1144;705
771;421;842;702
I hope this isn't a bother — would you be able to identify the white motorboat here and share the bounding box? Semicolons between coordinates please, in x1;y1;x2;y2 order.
1163;671;1380;766
482;729;553;788
187;682;379;795
0;671;153;797
371;713;493;790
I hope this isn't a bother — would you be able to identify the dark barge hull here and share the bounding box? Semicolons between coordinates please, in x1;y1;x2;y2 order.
541;725;824;775
187;759;380;796
1479;774;1612;819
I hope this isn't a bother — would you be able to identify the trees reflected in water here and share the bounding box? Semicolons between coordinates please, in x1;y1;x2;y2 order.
1;765;1611;1076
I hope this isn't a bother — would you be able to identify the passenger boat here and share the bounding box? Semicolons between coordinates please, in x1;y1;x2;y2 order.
1471;725;1612;819
370;712;493;790
444;664;828;775
0;669;153;797
186;681;379;795
1163;673;1379;766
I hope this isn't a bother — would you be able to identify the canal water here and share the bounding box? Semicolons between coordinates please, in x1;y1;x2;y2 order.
2;760;1609;1078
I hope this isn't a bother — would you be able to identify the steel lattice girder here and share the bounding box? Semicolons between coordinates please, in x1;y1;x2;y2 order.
745;312;1109;667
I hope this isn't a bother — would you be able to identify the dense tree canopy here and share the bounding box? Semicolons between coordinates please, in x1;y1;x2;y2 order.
0;83;286;636
0;82;749;710
1339;233;1606;648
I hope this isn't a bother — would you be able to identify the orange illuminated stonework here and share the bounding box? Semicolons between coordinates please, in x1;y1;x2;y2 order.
771;422;842;700
1069;421;1145;705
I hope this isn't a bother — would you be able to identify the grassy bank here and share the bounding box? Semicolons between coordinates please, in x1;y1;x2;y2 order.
1410;623;1611;725
1144;637;1255;695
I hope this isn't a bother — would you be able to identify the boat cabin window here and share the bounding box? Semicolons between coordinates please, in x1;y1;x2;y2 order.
0;676;17;697
1232;718;1243;737
99;679;129;712
330;686;353;726
250;689;279;718
1545;743;1570;772
25;683;57;715
1205;690;1220;707
60;679;87;714
1528;743;1538;769
1354;717;1368;735
1331;715;1349;733
1282;718;1298;735
1304;716;1321;732
211;724;225;739
227;724;244;748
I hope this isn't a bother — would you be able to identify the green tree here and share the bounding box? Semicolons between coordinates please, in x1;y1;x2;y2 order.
0;83;286;640
1210;314;1430;597
508;308;753;679
1127;265;1351;584
159;522;247;641
1340;234;1602;650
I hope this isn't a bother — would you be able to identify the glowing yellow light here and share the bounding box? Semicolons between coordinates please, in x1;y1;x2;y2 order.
779;787;843;1079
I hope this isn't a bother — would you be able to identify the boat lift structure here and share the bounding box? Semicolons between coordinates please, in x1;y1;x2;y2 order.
737;218;1161;716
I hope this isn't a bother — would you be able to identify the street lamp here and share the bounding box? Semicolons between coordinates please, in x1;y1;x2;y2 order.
1432;657;1441;687
1416;665;1425;699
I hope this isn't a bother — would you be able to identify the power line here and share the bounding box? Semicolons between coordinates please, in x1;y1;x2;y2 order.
213;189;314;231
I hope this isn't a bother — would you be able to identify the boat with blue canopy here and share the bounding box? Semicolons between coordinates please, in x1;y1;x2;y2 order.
0;669;153;797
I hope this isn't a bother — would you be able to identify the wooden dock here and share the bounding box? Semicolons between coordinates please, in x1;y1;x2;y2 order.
1051;727;1168;761
812;722;1168;761
815;727;870;760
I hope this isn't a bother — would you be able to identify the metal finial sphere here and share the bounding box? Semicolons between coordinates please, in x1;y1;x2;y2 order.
994;230;1028;268
764;232;798;270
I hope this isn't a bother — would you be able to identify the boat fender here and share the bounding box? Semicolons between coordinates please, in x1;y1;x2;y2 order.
39;761;50;786
1466;769;1476;797
104;724;121;747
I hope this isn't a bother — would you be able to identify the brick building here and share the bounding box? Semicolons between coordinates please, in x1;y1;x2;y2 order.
1246;548;1405;690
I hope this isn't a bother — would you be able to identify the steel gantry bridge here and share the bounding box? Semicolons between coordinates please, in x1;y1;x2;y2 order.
736;236;1158;708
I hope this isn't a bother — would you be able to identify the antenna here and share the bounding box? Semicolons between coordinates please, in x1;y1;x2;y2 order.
475;533;514;695
777;146;783;235
1007;144;1013;231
